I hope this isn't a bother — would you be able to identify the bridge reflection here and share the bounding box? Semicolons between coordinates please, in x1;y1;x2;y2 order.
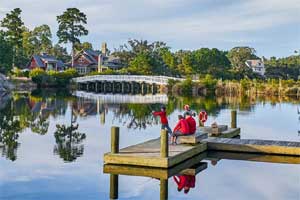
73;91;168;104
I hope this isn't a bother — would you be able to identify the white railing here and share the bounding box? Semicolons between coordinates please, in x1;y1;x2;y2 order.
72;75;184;85
73;91;168;104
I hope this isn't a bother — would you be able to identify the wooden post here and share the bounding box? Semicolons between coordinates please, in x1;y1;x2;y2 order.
160;178;168;200
160;130;168;158
95;82;98;93
110;174;118;199
231;110;237;128
111;127;119;153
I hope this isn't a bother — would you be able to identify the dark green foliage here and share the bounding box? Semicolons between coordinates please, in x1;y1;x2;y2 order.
264;56;300;80
0;8;24;48
227;47;257;71
0;31;13;73
30;68;78;87
0;99;22;161
56;8;88;52
54;123;86;162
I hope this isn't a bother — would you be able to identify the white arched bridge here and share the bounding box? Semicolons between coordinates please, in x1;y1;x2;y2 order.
72;75;183;85
73;75;184;94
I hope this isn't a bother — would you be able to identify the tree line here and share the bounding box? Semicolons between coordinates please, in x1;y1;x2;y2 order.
0;8;89;73
0;7;299;80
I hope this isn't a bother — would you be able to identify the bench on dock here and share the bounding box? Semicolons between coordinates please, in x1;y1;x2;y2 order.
176;131;208;144
199;126;240;138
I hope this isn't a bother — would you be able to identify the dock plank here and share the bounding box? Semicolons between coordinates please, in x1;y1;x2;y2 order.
206;151;300;164
104;153;207;179
205;138;300;156
104;137;207;168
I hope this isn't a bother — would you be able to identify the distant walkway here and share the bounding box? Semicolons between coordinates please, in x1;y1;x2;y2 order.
72;75;184;86
73;91;168;104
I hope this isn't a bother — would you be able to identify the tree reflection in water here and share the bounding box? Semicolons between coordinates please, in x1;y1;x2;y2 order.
0;99;22;161
54;123;86;162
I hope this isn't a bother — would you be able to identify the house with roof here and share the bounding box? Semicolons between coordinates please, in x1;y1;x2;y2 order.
245;59;265;76
27;53;65;71
73;42;123;75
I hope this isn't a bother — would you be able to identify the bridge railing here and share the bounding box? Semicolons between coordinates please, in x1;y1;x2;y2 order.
72;75;184;85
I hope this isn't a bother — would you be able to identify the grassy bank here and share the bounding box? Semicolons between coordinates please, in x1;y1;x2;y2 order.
168;76;300;97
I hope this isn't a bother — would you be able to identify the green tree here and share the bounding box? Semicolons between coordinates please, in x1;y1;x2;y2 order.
227;46;257;72
56;8;88;67
0;8;24;69
31;24;53;53
21;27;35;58
0;31;13;73
74;41;93;52
128;52;154;75
51;43;71;63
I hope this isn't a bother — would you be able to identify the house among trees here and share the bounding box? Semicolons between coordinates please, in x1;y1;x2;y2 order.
27;53;65;71
245;59;265;76
73;42;123;75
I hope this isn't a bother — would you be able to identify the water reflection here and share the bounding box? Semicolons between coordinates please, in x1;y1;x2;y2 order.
54;123;86;162
104;152;299;200
0;90;299;199
1;90;299;162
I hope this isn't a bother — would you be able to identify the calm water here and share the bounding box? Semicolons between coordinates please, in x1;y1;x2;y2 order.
0;91;299;200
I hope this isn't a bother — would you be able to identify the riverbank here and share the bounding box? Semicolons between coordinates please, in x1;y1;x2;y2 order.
168;77;300;97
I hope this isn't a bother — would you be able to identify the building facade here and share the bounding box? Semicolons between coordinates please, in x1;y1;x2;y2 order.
27;53;64;71
245;59;265;76
73;42;123;75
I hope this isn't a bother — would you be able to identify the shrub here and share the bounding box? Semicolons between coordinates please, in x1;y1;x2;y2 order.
30;68;78;87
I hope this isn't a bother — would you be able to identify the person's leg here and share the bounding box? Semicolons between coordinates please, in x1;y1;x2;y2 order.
173;131;184;144
166;124;172;135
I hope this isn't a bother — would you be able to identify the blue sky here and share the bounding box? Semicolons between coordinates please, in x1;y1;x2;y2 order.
0;0;299;57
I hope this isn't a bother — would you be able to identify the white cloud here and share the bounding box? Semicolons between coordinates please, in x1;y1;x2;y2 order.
0;0;299;56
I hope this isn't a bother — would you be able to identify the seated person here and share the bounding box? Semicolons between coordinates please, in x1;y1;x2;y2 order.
171;115;190;144
173;175;196;194
185;112;196;134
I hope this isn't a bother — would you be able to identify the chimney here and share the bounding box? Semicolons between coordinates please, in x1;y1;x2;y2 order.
101;42;107;56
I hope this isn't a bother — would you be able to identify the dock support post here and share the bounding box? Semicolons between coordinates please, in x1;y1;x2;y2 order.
95;82;98;93
160;130;168;158
110;174;119;199
160;178;168;200
111;127;119;153
231;110;237;128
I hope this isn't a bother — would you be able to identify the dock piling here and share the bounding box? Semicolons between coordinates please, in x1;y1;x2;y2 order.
160;178;168;200
111;127;120;153
231;110;237;128
109;174;119;199
160;130;168;158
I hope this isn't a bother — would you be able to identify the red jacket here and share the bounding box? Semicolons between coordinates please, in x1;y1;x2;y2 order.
173;176;187;190
173;175;196;190
173;119;190;134
153;111;168;125
185;175;196;188
186;116;196;134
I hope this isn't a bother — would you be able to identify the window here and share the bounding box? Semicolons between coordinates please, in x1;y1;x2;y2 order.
78;57;85;63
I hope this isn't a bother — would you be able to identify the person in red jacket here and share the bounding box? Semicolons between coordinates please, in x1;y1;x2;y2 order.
152;106;172;134
173;175;196;194
171;115;190;144
185;112;196;134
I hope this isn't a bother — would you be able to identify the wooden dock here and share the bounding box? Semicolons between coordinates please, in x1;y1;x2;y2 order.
104;137;207;168
206;138;300;156
104;111;299;169
206;151;300;164
104;153;208;179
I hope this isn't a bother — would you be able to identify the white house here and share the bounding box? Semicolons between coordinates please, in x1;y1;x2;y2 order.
245;59;265;76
